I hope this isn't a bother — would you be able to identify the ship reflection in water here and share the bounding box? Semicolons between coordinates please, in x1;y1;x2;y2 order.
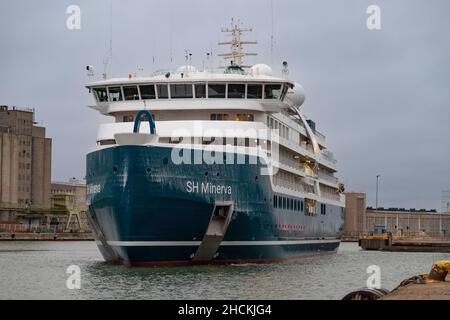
1;242;449;300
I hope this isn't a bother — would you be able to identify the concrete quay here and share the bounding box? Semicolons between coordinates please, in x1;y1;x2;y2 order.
0;232;94;241
344;260;450;300
383;277;450;300
359;236;450;252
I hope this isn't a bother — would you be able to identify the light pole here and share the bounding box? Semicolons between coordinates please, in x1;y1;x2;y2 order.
376;174;381;210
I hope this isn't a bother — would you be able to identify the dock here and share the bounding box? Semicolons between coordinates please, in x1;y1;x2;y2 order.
344;260;450;300
383;277;450;300
0;232;94;241
359;234;450;252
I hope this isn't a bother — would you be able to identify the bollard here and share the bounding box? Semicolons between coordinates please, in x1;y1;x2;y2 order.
428;260;450;282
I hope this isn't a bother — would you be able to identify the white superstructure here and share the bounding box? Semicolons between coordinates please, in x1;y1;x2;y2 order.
86;21;345;210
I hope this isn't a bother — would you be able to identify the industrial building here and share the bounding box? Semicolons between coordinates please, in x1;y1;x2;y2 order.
0;106;52;219
0;106;89;233
51;178;88;231
344;193;450;239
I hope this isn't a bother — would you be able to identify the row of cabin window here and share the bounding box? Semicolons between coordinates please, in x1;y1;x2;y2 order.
268;116;290;140
167;137;268;147
100;137;271;147
93;83;287;102
274;195;304;212
121;113;253;123
274;195;328;216
320;203;327;215
210;114;254;122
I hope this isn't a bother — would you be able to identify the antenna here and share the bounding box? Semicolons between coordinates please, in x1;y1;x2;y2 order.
442;190;450;213
102;57;108;80
101;1;113;80
206;52;210;72
270;0;274;65
218;18;257;68
184;50;192;77
169;15;173;67
109;0;113;74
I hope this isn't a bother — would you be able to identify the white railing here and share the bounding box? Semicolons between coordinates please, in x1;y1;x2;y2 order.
319;173;339;184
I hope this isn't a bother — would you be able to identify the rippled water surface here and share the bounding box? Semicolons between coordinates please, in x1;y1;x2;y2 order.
1;241;449;300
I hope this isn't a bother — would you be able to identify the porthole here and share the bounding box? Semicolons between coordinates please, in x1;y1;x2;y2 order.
163;158;169;165
113;166;118;173
146;168;152;174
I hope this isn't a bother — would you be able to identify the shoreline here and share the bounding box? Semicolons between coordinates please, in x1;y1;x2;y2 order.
0;232;94;241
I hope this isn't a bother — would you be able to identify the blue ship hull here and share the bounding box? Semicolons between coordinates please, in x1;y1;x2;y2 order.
86;145;344;266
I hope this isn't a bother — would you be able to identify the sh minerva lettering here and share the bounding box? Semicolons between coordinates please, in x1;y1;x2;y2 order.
186;181;232;195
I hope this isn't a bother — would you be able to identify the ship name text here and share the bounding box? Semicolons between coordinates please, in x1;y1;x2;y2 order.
186;181;232;195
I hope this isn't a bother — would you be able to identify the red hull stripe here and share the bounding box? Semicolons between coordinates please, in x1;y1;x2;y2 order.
129;251;336;267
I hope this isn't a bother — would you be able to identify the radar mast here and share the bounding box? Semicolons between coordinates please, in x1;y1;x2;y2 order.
218;18;257;68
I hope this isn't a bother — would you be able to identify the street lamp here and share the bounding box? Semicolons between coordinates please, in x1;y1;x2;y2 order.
376;174;381;210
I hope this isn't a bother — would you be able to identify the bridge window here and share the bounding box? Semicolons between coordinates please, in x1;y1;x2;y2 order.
264;84;282;99
93;88;108;102
247;84;263;99
171;84;193;99
195;84;207;98
235;114;254;122
123;86;139;101
140;85;156;100
157;84;169;99
108;87;123;102
208;84;226;98
280;84;289;101
228;84;246;99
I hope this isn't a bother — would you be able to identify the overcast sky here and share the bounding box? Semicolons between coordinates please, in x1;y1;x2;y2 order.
0;0;449;210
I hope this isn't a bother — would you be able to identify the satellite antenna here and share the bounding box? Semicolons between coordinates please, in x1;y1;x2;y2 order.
218;18;257;68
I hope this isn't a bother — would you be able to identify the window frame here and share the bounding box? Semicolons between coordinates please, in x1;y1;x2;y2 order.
170;83;194;99
207;83;227;99
123;86;140;101
93;87;109;102
139;84;157;100
227;83;246;99
263;83;283;100
247;84;263;99
194;83;207;99
156;84;169;99
107;87;123;102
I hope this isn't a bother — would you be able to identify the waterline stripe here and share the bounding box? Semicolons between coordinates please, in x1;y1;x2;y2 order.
105;240;340;247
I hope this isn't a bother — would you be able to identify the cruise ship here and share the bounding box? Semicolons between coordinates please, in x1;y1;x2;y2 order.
85;22;345;266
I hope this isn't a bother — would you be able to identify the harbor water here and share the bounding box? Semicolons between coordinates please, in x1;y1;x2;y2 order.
1;241;449;300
